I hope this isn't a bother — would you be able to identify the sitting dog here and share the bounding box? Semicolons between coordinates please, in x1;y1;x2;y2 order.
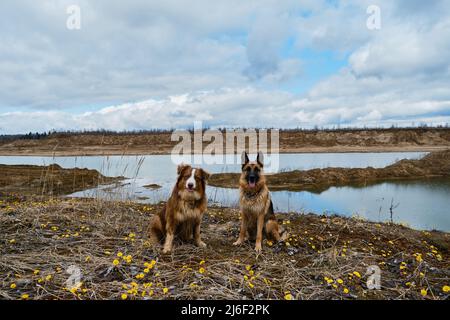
233;151;283;252
149;164;210;254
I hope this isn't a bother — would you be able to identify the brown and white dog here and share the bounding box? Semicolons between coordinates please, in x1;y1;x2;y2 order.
149;164;210;254
233;151;284;252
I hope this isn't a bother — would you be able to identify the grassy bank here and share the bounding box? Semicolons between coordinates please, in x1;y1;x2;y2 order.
0;164;123;196
1;195;448;300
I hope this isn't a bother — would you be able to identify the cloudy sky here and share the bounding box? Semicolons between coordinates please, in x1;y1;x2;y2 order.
1;0;450;134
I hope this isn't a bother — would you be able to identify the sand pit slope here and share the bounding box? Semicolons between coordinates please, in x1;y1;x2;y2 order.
209;149;450;192
1;128;449;156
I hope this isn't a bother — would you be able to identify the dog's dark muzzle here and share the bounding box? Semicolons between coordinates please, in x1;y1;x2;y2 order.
248;175;257;188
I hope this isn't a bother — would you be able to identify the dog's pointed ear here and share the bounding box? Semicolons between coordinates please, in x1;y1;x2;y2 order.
241;151;249;167
177;163;191;175
199;169;211;182
257;151;264;167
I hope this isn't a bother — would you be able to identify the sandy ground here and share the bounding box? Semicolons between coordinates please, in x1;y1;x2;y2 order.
1;128;449;156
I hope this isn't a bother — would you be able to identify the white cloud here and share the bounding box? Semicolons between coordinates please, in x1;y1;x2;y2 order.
0;1;450;133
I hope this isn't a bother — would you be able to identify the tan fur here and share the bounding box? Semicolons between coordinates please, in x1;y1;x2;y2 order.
149;164;210;254
234;152;283;253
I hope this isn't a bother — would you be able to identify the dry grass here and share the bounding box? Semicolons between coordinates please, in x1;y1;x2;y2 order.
0;194;449;300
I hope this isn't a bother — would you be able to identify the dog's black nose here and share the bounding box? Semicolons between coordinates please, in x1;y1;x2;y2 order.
188;183;194;189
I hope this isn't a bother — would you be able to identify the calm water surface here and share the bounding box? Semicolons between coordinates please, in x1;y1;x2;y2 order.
1;152;449;231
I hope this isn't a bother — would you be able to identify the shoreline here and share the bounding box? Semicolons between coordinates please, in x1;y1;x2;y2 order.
0;145;447;157
209;150;450;192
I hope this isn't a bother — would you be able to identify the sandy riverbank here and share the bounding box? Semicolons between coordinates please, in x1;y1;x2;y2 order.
1;128;449;156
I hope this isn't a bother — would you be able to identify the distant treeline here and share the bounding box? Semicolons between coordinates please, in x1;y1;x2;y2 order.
0;124;449;141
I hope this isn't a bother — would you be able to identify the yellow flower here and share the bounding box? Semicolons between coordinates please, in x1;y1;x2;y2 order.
199;260;206;265
163;287;169;294
415;253;423;263
247;282;254;288
420;289;427;297
9;239;16;244
343;288;349;294
113;259;120;266
323;277;333;284
144;268;150;273
443;285;450;293
249;270;255;276
45;275;52;281
337;279;344;284
353;271;361;278
121;293;128;300
33;270;40;275
190;282;198;289
117;252;123;257
21;294;29;300
284;293;293;300
199;267;205;274
245;265;251;271
10;283;17;289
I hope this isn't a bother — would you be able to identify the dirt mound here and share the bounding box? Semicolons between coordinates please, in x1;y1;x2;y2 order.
0;164;123;196
209;150;450;192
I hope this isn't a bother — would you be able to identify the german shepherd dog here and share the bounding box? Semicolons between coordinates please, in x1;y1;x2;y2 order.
233;151;284;252
149;164;210;254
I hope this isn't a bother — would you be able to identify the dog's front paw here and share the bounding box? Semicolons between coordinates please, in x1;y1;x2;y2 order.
162;247;172;254
233;239;243;246
255;243;262;253
196;241;207;248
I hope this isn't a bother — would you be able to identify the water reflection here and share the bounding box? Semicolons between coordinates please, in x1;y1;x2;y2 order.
1;152;448;231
